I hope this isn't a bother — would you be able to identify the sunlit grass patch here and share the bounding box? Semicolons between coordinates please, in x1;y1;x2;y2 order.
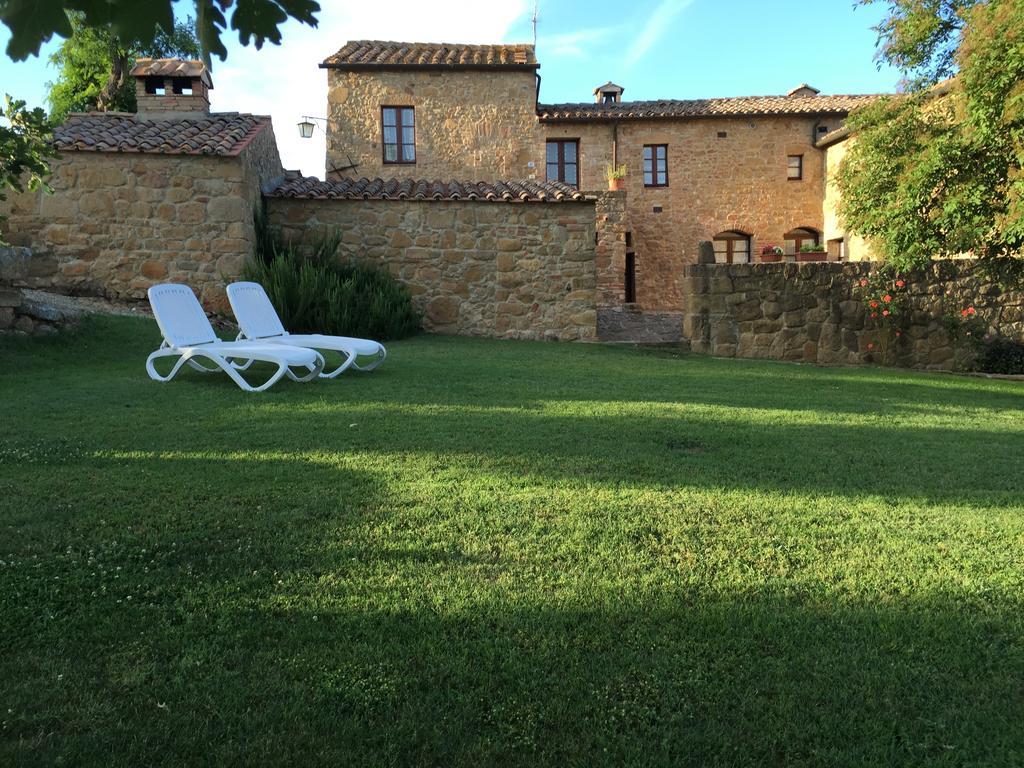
1;316;1022;766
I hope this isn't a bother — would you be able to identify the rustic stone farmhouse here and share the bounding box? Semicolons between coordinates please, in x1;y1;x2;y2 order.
316;40;879;336
7;41;1019;362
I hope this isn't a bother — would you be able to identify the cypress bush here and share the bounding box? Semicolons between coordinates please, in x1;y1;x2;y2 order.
243;210;420;341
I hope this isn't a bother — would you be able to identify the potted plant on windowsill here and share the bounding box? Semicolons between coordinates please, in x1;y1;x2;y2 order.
760;245;784;263
606;163;627;191
796;243;827;262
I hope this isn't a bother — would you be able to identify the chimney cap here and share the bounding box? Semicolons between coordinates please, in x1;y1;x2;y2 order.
130;58;213;89
787;83;820;97
594;81;624;104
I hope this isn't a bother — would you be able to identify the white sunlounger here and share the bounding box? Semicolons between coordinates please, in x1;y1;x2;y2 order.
146;283;325;392
226;281;387;378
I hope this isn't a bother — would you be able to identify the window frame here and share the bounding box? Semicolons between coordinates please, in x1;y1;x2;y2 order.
787;154;803;181
643;144;669;188
381;106;416;165
546;139;580;188
712;231;752;264
784;227;821;254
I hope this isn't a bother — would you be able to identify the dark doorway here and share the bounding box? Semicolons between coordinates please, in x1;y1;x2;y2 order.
625;252;636;304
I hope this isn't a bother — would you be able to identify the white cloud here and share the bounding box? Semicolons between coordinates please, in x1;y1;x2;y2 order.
625;0;695;66
209;0;531;179
539;27;614;58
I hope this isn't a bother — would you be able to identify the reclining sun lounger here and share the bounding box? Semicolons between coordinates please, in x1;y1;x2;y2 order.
146;283;325;392
226;281;387;378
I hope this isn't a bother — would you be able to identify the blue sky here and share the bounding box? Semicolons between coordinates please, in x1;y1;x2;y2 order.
0;0;899;178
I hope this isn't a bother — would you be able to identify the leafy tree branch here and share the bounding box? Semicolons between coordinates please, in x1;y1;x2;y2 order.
0;95;54;246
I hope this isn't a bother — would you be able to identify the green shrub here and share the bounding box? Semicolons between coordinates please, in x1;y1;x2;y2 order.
975;338;1024;375
244;214;420;341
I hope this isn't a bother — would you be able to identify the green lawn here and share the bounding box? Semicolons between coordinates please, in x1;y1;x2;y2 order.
2;316;1023;767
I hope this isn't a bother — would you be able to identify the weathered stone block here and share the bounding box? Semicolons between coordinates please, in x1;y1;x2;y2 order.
207;196;247;222
140;260;168;279
426;296;460;326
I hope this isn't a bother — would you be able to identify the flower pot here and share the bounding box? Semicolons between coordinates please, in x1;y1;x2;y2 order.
795;251;826;262
607;178;625;191
760;253;783;263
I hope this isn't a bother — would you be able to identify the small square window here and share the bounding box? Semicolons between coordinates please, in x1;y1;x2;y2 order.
787;155;803;180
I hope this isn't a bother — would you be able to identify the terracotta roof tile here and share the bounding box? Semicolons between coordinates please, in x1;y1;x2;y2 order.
129;58;213;88
322;40;537;69
538;93;879;121
267;176;589;203
53;113;270;156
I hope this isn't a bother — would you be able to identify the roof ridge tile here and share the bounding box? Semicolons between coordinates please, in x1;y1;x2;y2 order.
267;176;590;204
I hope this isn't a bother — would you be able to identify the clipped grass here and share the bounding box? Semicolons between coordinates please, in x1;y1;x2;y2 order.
1;316;1023;767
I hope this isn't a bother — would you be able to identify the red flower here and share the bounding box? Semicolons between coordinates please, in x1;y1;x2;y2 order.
860;279;869;287
867;342;874;350
967;306;976;315
870;301;879;308
883;294;892;303
961;309;969;317
895;331;902;337
871;312;878;318
882;310;890;317
895;280;905;288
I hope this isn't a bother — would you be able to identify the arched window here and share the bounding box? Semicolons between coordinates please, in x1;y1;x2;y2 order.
784;227;820;255
713;230;751;264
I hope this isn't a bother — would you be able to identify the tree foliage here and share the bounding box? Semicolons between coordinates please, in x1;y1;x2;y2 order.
0;0;319;64
838;0;1024;275
861;0;980;86
0;95;54;245
46;13;201;122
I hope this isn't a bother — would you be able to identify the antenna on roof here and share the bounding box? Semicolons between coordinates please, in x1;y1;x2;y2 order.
532;1;539;49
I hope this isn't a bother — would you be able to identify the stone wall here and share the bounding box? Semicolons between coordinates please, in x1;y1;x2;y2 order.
326;68;542;182
681;261;1024;370
0;127;281;312
266;196;598;340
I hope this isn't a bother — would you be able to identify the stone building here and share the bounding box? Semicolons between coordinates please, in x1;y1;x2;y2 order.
318;40;879;333
0;58;284;310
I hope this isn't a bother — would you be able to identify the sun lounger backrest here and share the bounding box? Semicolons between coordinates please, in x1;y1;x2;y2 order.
148;284;218;347
227;282;288;340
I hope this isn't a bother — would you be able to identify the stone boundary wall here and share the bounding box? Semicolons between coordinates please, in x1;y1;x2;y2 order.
681;261;1024;369
266;197;599;340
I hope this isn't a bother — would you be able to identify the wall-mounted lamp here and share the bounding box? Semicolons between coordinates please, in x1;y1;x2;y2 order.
297;115;327;139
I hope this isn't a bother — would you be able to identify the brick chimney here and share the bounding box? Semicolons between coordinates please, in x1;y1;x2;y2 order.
130;58;212;119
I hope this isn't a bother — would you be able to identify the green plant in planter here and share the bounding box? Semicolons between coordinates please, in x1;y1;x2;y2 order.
605;163;627;181
799;243;826;253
